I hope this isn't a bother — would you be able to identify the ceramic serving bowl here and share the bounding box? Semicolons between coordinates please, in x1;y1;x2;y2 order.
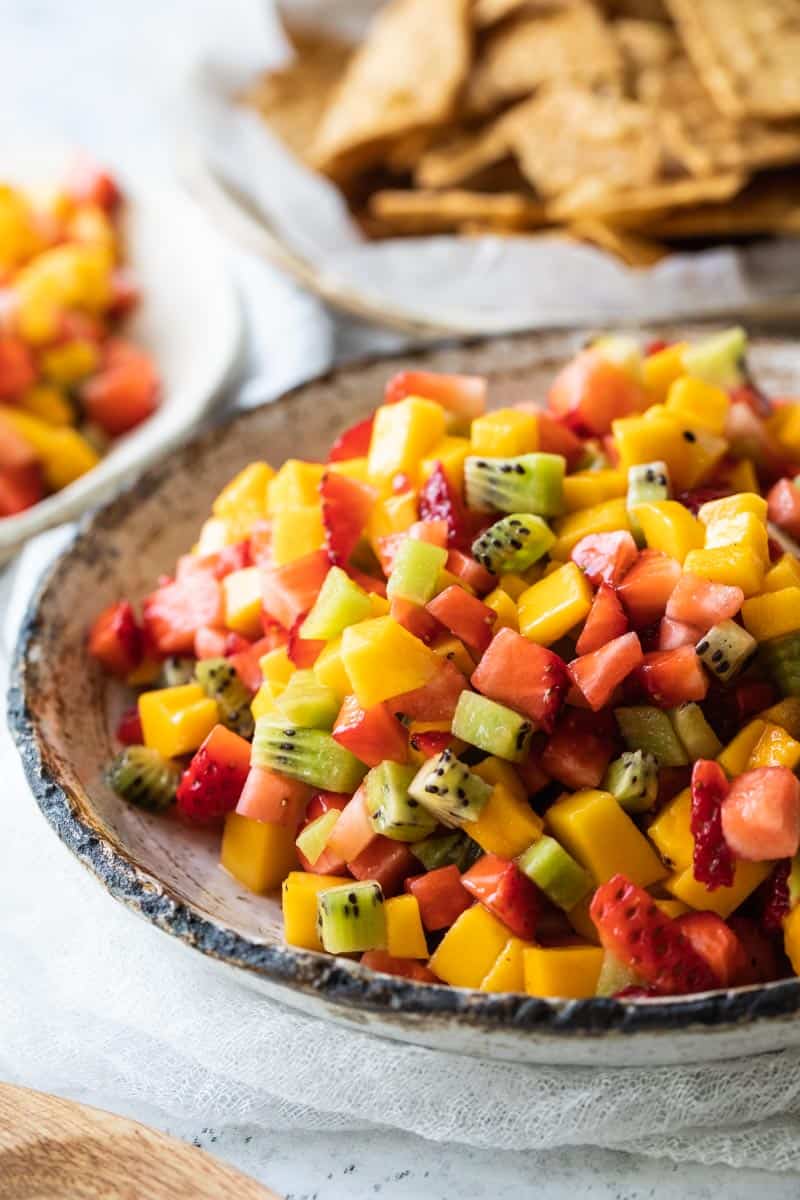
11;326;800;1067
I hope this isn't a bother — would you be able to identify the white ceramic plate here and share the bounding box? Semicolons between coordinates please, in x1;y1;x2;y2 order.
0;148;243;562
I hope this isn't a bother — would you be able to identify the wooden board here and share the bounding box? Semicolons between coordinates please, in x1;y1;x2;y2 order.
0;1084;280;1199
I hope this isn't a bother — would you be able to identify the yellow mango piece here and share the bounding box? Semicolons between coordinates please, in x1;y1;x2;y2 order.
764;554;800;593
69;202;117;251
367;491;419;548
18;243;112;312
420;436;472;491
518;562;592;645
704;512;769;564
222;566;264;638
470;408;538;457
213;462;273;540
194;518;231;555
369;593;390;617
40;338;99;385
468;781;544;859
480;937;530;992
221;812;298;893
385;894;428;958
125;656;162;688
271;505;325;566
282;871;351;951
431;633;474;676
771;402;800;458
759;698;800;741
313;636;351;699
565;896;600;945
550;498;631;561
1;405;100;489
633;500;704;564
484;586;519;632
18;384;73;426
784;904;800;973
341;616;442;708
666;376;730;434
523;945;604;999
546;789;666;888
14;270;62;343
251;683;281;721
429;903;510;988
647;788;692;871
267;459;325;513
697;492;767;526
742;587;800;642
367;397;446;486
472;756;527;804
717;719;767;777
748;722;800;770
682;546;765;597
138;685;219;759
642;342;687;401
664;861;770;919
499;572;529;600
561;469;627;513
0;183;41;270
328;456;371;485
259;646;294;686
719;458;759;493
655;899;690;919
613;413;726;491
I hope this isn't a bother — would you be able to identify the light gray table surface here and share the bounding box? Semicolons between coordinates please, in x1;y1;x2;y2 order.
2;2;800;1196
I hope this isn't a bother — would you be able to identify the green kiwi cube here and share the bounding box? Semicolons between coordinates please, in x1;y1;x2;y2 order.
668;702;722;761
295;809;341;866
252;716;368;792
627;461;670;544
517;835;592;911
603;750;659;813
106;745;180;811
614;705;688;767
365;761;437;842
696;620;757;684
451;691;533;762
276;670;340;730
411;830;481;872
316;881;387;954
300;566;373;641
195;657;254;738
464;453;565;517
160;656;196;687
471;513;555;575
595;950;641;997
761;631;800;697
408;747;493;827
681;326;746;390
386;538;448;606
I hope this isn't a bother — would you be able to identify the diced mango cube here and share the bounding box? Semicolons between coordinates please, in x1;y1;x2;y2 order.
420;436;472;491
40;338;99;385
613;413;726;490
212;462;273;541
748;722;800;770
480;936;530;992
328;456;371;485
565;896;600;944
138;684;219;758
484;586;519;632
518;562;592;645
267;459;325;513
385;894;428;958
367;397;446;486
550;498;631;561
764;554;800;593
562;469;627;513
468;781;544;859
499;572;530;600
429;903;511;988
367;491;419;548
251;683;281;721
341;616;442;707
222;566;264;638
716;719;767;776
742;588;800;642
784;904;800;974
664;861;770;918
523;945;604;999
260;646;294;686
771;402;800;458
666;376;729;434
271;505;325;566
221;812;298;893
704;512;769;564
0;406;99;489
697;492;767;526
470;408;538;457
472;756;527;803
642;342;687;401
313;636;352;698
719;458;759;493
431;633;474;676
654;899;690;919
18;384;73;426
633;500;704;564
546;789;666;887
759;698;800;741
282;870;351;950
682;546;765;597
647;788;692;871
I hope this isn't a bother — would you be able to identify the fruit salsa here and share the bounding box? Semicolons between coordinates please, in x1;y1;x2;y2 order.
0;162;159;516
89;328;800;999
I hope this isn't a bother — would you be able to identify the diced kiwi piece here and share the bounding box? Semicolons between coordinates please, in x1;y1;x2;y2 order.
411;830;481;872
615;705;688;767
386;538;448;606
577;440;610;471
696;620;757;684
517;835;592;911
409;747;493;828
761;632;800;697
464;453;565;516
106;745;180;811
317;881;387;954
451;690;533;762
296;809;341;866
471;513;555;575
595;951;640;998
160;656;196;687
195;657;254;738
300;566;372;640
276;669;340;730
627;461;670;544
668;702;722;760
252;716;367;792
682;326;746;390
603;750;658;814
365;761;437;842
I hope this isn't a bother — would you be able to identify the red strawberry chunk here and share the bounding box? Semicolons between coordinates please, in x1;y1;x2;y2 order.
406;865;472;930
0;335;36;400
426;586;495;656
327;415;375;463
571;531;638;587
721;766;800;862
665;573;743;631
296;792;350;875
541;708;616;789
333;694;409;767
617;550;683;628
287;612;325;667
568;632;644;713
348;837;416;896
390;596;443;644
691;760;735;890
176;725;250;824
529;409;585;470
471;627;568;732
658;617;703;651
445;549;495;595
676;486;733;515
575;582;628;655
409;729;455;759
229;635;275;693
590;874;719;996
360;951;438;982
767;478;800;540
419;462;469;547
637;646;708;708
88;600;143;677
392;658;466;721
319;471;375;567
384;369;487;420
728;915;783;984
761;860;791;933
142;570;222;655
674;911;747;987
260;550;330;631
462;853;539;941
548;348;643;435
115;706;143;745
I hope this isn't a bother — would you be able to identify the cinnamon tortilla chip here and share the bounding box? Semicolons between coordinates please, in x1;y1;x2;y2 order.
643;174;800;238
415;117;517;189
565;218;670;265
472;0;575;27
368;188;548;233
549;170;745;224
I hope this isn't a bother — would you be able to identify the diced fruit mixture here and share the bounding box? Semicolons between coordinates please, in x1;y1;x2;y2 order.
0;161;159;516
91;328;800;1000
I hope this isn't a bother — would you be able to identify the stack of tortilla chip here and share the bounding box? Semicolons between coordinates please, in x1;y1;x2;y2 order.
246;0;800;266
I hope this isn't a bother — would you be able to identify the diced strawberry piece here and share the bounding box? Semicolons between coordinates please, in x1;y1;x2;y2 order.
665;573;743;631
411;729;456;758
691;760;735;890
734;680;777;725
541;708;616;789
143;570;222;655
333;694;408;766
471;628;568;732
462;853;539;940
527;409;585;470
389;596;443;644
384;369;487;420
658;617;703;651
571;531;638;587
108;267;140;317
194;626;229;659
590;874;719;996
409;518;449;547
248;519;272;566
613;986;658;1000
418;462;469;548
0;461;45;515
327;415;375;463
730;383;773;419
229;635;275;693
426;586;495;656
445;549;494;595
575;583;628;655
675;486;732;515
115;706;143;745
761;860;791;933
637;646;708;708
568;632;644;713
296;791;350;874
261;551;330;631
0;335;36;400
211;540;252;579
67;160;121;210
721;766;800;862
517;751;550;794
645;339;670;356
728;915;784;984
617;550;683;628
392;658;466;721
360;951;437;982
83;347;160;436
674;911;747;987
236;765;310;827
547;348;643;436
319;471;375;567
88;600;143;676
767;478;800;540
287;612;325;668
406;865;473;930
348;837;416;896
325;784;376;862
0;416;38;471
376;534;406;577
177;725;251;824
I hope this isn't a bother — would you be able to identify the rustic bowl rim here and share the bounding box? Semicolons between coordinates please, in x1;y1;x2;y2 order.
10;332;800;1039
